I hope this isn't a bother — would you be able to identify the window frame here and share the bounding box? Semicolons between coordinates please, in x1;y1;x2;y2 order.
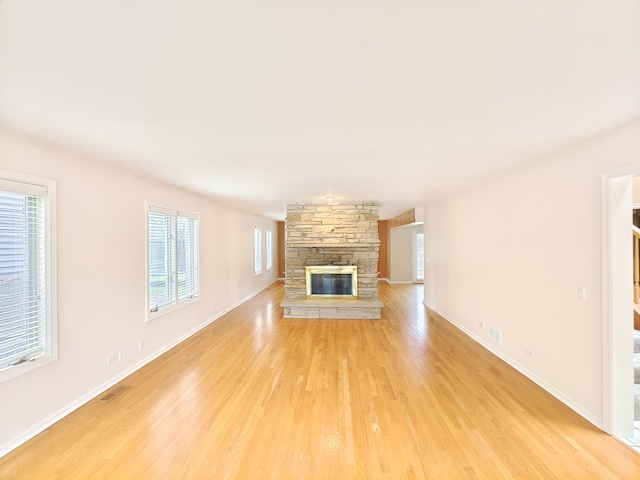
265;228;273;271
146;204;200;322
414;229;425;282
0;170;57;383
254;225;263;275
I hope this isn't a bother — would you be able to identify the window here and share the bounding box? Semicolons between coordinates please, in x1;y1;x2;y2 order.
254;225;262;275
148;206;199;319
0;172;57;381
266;228;273;271
415;231;425;281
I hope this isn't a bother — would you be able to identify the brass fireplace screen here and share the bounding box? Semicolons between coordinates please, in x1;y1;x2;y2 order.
305;265;358;298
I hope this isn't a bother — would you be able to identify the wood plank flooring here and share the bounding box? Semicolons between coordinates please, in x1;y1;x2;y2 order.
2;282;640;479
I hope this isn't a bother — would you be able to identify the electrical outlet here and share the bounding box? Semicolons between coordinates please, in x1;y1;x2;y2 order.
478;321;485;329
526;349;534;357
577;287;586;301
107;353;118;365
488;326;502;344
138;340;144;351
118;350;125;361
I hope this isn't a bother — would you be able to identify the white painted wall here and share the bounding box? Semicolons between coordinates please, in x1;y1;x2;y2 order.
424;120;640;429
0;130;279;455
390;227;413;283
632;176;640;204
390;226;423;283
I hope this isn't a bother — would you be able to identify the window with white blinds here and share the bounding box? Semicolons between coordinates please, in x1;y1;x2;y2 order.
177;215;198;301
148;206;199;318
0;173;57;380
265;228;273;271
416;231;425;281
254;225;262;275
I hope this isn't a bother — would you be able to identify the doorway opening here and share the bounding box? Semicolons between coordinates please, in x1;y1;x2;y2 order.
602;166;639;447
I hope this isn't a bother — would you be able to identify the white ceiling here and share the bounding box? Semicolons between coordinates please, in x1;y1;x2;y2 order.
1;1;639;220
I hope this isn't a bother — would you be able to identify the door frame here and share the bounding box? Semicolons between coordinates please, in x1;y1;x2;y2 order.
602;165;638;437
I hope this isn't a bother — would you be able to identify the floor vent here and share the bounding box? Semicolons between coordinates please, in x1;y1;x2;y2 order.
98;385;131;403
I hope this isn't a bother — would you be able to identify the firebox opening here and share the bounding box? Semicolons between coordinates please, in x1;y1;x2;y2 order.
311;274;352;295
305;265;358;298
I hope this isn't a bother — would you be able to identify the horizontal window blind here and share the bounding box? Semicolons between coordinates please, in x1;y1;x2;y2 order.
177;215;198;301
0;189;47;368
266;228;273;271
254;226;262;275
148;206;199;315
148;211;176;312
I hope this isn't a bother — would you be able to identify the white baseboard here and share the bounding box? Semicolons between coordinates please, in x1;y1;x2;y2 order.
423;301;604;431
0;281;278;458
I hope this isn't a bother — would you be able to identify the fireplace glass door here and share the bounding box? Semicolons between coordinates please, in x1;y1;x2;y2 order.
305;265;358;298
311;273;353;295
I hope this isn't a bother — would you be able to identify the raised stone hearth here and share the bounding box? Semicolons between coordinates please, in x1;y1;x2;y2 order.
281;298;383;319
281;201;383;319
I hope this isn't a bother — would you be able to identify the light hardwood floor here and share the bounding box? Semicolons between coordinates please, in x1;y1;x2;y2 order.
2;282;639;479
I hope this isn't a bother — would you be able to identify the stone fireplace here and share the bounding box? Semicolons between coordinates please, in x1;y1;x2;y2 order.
280;201;383;319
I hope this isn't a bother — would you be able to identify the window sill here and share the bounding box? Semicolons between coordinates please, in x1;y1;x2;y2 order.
146;296;200;322
0;352;58;383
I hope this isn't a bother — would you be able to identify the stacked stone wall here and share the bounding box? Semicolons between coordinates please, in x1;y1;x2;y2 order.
284;202;380;300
